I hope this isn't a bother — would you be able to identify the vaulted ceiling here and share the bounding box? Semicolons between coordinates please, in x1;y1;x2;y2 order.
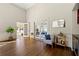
14;3;75;11
14;3;35;10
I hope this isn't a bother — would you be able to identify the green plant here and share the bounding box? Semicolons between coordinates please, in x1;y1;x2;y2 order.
6;26;15;34
6;26;15;40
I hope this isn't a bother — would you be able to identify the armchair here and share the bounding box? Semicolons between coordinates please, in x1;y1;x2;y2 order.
43;34;53;47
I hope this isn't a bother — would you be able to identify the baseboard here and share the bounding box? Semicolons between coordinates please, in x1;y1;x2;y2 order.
53;43;72;50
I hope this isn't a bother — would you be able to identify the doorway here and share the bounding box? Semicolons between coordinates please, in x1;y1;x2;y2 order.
16;22;29;39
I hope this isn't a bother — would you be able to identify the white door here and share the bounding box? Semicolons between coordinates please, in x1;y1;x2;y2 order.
16;22;29;39
23;23;29;37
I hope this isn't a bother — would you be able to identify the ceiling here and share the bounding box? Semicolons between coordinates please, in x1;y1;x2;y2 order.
14;3;35;10
14;3;76;11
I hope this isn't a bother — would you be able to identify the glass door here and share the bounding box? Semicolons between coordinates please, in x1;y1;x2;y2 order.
16;22;29;39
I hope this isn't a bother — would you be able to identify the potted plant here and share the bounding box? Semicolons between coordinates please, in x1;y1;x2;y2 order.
6;26;15;40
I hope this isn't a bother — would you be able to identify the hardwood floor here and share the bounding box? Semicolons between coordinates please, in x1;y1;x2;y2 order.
0;38;73;56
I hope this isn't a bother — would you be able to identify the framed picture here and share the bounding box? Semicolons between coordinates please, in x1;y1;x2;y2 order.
52;19;65;28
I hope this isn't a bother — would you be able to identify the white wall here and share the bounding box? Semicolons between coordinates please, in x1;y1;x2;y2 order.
26;3;75;48
72;10;79;34
0;3;26;41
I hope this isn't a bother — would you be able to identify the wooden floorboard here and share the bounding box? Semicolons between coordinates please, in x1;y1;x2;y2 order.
0;38;73;56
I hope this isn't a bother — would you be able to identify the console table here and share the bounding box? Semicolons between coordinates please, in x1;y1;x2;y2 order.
54;33;66;48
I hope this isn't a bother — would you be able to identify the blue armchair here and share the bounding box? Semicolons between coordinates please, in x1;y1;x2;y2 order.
43;34;53;46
